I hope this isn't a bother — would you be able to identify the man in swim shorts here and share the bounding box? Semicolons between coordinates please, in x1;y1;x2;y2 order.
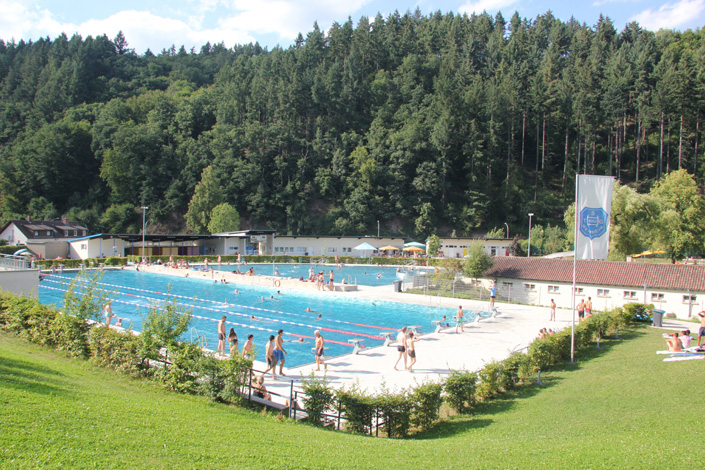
394;326;408;371
314;330;327;371
698;311;705;346
274;329;287;375
262;335;276;377
585;297;593;318
577;299;585;321
217;315;226;356
455;306;464;333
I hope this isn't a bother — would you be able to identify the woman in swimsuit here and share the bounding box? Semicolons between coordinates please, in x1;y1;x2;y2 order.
228;328;239;356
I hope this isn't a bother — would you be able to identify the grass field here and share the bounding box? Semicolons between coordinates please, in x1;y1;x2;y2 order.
1;326;701;469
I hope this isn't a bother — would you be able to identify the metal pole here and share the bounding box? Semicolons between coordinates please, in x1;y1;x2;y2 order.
504;222;509;239
570;174;579;363
527;213;534;257
141;206;148;261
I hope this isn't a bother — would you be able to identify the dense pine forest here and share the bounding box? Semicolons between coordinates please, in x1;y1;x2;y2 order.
1;10;704;238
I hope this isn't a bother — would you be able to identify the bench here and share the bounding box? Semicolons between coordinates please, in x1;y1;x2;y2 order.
241;392;290;412
379;331;394;346
347;338;367;354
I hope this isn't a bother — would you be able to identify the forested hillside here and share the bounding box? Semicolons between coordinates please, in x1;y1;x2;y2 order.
1;10;704;237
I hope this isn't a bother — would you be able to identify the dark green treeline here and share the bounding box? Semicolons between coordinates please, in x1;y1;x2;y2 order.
1;11;704;236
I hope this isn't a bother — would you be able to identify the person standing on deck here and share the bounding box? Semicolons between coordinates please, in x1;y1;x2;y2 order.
314;330;327;371
217;316;226;356
394;326;408;370
274;329;287;376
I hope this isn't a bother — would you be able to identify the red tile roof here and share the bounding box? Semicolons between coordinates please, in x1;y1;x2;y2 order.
485;257;705;291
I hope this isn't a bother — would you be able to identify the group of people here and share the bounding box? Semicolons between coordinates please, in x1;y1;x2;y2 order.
576;297;594;321
217;316;254;358
393;326;419;372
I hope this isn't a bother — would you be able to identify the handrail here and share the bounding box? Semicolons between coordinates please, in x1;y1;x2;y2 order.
0;253;32;270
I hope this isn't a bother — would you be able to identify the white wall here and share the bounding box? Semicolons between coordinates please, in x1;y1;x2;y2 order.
273;236;405;257
0;225;27;245
439;238;512;258
0;269;38;297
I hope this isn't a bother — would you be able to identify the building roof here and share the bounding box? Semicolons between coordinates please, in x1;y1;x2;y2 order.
1;219;88;239
68;233;213;243
485;257;705;291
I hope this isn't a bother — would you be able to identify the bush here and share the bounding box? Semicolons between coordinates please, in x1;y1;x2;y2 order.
410;381;443;431
623;303;654;323
219;354;254;404
49;313;90;358
300;373;335;427
196;355;227;401
87;326;141;375
337;385;375;434
0;294;57;345
374;388;412;438
476;361;504;401
499;353;527;390
443;370;478;414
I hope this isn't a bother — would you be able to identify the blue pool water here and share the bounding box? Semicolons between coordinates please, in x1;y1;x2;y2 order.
224;263;433;287
38;270;483;367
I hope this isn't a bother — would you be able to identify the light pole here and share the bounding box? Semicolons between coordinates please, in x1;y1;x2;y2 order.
377;220;380;238
504;222;509;239
141;206;148;261
527;213;534;258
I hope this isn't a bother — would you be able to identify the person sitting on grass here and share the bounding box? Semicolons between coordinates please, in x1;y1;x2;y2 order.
666;332;683;352
679;330;692;349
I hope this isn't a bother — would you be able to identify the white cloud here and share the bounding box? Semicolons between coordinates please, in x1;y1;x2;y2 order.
0;1;73;42
458;0;517;15
630;0;705;30
217;0;372;41
78;10;255;53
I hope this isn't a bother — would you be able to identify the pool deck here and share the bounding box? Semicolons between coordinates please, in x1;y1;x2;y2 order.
137;264;576;400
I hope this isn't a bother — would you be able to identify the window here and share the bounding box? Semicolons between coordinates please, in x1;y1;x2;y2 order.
501;281;513;287
327;247;336;253
597;289;610;297
574;287;584;295
624;291;637;299
548;285;560;293
651;293;665;301
490;247;497;256
683;295;697;304
80;244;87;250
342;247;352;253
34;231;39;237
524;283;536;291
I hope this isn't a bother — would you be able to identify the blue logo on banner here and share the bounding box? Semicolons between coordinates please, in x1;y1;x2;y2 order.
579;207;608;240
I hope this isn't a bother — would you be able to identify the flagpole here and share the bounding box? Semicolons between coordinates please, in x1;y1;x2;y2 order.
570;173;579;364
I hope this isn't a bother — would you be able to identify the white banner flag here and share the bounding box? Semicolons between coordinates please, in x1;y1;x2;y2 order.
575;175;614;260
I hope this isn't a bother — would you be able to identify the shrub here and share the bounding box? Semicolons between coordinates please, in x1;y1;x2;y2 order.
476;361;504;401
219;354;254;404
49;313;90;358
337;385;375;434
499;353;526;390
87;327;141;375
443;370;478;414
623;303;654;323
374;388;412;438
300;373;335;427
141;292;192;362
0;294;57;345
196;355;227;401
410;381;443;431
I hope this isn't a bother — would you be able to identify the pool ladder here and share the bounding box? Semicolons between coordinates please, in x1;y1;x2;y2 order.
190;327;208;349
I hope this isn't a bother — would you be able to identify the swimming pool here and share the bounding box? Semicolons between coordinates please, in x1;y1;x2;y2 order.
221;262;433;287
38;270;484;367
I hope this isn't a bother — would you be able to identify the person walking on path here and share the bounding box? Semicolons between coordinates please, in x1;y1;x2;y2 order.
274;329;287;376
217;315;227;356
577;299;586;322
455;306;465;333
550;299;556;322
314;330;327;371
394;326;408;370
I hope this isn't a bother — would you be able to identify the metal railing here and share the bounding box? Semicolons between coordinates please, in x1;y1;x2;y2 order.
0;254;31;270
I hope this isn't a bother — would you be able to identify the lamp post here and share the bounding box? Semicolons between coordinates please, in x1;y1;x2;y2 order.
527;213;534;258
141;206;148;261
504;222;509;239
377;220;380;238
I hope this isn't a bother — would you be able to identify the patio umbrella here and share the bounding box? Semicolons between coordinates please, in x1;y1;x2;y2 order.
404;241;426;249
378;245;399;251
354;242;377;257
402;246;425;252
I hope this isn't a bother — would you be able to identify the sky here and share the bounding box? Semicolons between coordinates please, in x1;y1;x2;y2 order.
0;0;703;53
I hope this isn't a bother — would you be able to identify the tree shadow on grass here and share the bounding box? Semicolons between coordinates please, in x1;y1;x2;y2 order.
0;355;69;396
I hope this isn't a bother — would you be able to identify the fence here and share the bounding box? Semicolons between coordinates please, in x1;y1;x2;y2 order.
0;254;31;270
401;273;515;304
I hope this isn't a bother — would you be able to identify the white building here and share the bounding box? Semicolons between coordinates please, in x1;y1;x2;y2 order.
437;237;513;258
273;235;405;257
484;257;705;319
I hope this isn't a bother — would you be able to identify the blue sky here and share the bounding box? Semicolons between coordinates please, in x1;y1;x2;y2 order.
0;0;703;53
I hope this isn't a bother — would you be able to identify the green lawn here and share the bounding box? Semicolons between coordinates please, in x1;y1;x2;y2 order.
1;327;700;469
